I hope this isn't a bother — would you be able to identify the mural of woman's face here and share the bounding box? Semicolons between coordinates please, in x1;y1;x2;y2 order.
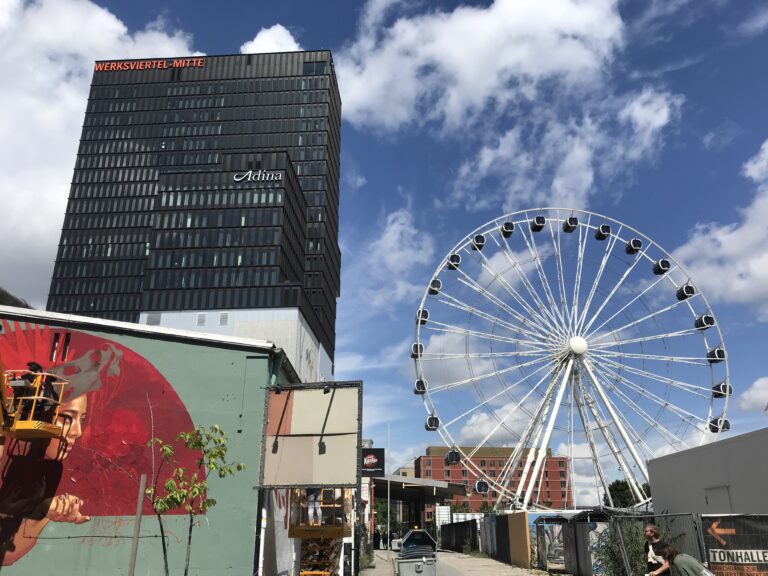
45;395;88;461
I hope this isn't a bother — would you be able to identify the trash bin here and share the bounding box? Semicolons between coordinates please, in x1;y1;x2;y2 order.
395;530;437;576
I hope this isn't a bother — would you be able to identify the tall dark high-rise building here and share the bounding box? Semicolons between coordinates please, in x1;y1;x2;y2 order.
47;52;341;379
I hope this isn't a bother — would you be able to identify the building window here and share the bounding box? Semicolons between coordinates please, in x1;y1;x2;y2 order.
480;459;486;467
426;470;431;477
462;470;468;478
425;459;431;467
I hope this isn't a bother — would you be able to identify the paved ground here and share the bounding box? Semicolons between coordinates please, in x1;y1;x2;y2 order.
362;550;547;576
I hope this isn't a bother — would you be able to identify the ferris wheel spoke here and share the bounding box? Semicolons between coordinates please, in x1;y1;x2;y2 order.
490;232;563;331
571;215;591;334
549;217;573;330
588;364;657;459
478;236;563;335
517;219;570;329
590;327;701;350
452;272;558;343
588;296;697;345
572;374;614;507
589;353;711;396
587;358;709;427
575;224;623;334
428;355;553;394
421;350;550;362
581;359;649;482
423;321;554;353
443;362;558;428
463;364;559;461
589;362;691;449
575;368;648;502
522;357;574;509
583;270;679;340
593;349;709;366
436;290;556;345
580;246;650;335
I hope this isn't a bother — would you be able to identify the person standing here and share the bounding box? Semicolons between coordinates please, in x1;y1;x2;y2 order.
643;524;670;576
660;545;714;576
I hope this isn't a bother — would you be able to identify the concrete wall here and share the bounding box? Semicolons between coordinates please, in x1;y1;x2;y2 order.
648;427;768;514
0;309;291;574
140;307;332;382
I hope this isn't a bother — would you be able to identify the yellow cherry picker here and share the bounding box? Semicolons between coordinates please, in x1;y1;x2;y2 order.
0;358;68;440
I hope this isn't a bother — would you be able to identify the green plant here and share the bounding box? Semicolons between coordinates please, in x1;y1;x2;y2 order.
147;425;245;576
594;518;647;576
603;480;651;507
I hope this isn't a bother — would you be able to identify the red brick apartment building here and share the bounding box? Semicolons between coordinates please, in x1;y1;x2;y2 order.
416;446;574;516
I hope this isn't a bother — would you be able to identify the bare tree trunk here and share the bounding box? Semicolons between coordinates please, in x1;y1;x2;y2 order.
156;513;170;576
183;513;194;576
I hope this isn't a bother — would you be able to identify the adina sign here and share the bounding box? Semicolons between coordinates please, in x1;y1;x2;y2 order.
361;448;385;477
233;170;283;183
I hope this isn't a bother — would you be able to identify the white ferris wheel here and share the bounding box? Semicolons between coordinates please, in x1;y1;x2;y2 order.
411;208;731;510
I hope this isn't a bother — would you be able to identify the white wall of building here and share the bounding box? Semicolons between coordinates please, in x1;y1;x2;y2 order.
139;308;333;383
648;427;768;514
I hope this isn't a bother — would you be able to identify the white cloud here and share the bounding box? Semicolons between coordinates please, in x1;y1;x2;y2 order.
702;119;740;151
736;6;768;38
618;88;684;161
446;88;681;211
343;168;368;191
737;377;768;412
674;139;768;319
337;0;624;132
239;24;302;54
344;204;436;313
743;139;768;184
0;0;199;306
362;382;410;430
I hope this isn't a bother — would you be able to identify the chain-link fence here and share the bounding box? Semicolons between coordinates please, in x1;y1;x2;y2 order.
597;512;704;576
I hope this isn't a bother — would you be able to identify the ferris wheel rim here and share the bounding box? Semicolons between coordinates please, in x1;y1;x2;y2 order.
412;207;730;510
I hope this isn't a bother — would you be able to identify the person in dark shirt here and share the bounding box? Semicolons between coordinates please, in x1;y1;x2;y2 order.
660;545;713;576
644;524;670;576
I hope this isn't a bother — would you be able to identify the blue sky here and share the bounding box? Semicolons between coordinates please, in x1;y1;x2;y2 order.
1;0;768;503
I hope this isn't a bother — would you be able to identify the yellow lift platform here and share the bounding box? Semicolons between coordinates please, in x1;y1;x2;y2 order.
288;488;352;576
1;360;68;440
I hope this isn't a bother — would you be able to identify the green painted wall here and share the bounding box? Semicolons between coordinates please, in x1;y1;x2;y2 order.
0;315;282;575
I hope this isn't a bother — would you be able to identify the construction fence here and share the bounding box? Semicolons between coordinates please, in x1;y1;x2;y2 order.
440;510;768;575
440;512;530;566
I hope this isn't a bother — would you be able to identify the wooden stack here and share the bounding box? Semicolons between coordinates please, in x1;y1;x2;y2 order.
299;537;342;576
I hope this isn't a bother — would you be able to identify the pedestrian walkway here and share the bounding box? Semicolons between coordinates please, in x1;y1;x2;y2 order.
360;550;395;576
360;550;547;575
437;551;547;575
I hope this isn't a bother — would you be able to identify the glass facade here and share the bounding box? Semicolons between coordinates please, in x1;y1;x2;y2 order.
47;51;341;358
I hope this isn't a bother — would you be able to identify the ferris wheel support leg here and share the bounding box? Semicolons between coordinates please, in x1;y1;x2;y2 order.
523;357;574;510
505;362;565;509
582;359;650;484
516;396;552;508
573;376;614;507
578;374;646;504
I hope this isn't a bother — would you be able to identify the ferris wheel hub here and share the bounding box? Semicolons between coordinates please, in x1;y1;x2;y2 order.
568;336;588;355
